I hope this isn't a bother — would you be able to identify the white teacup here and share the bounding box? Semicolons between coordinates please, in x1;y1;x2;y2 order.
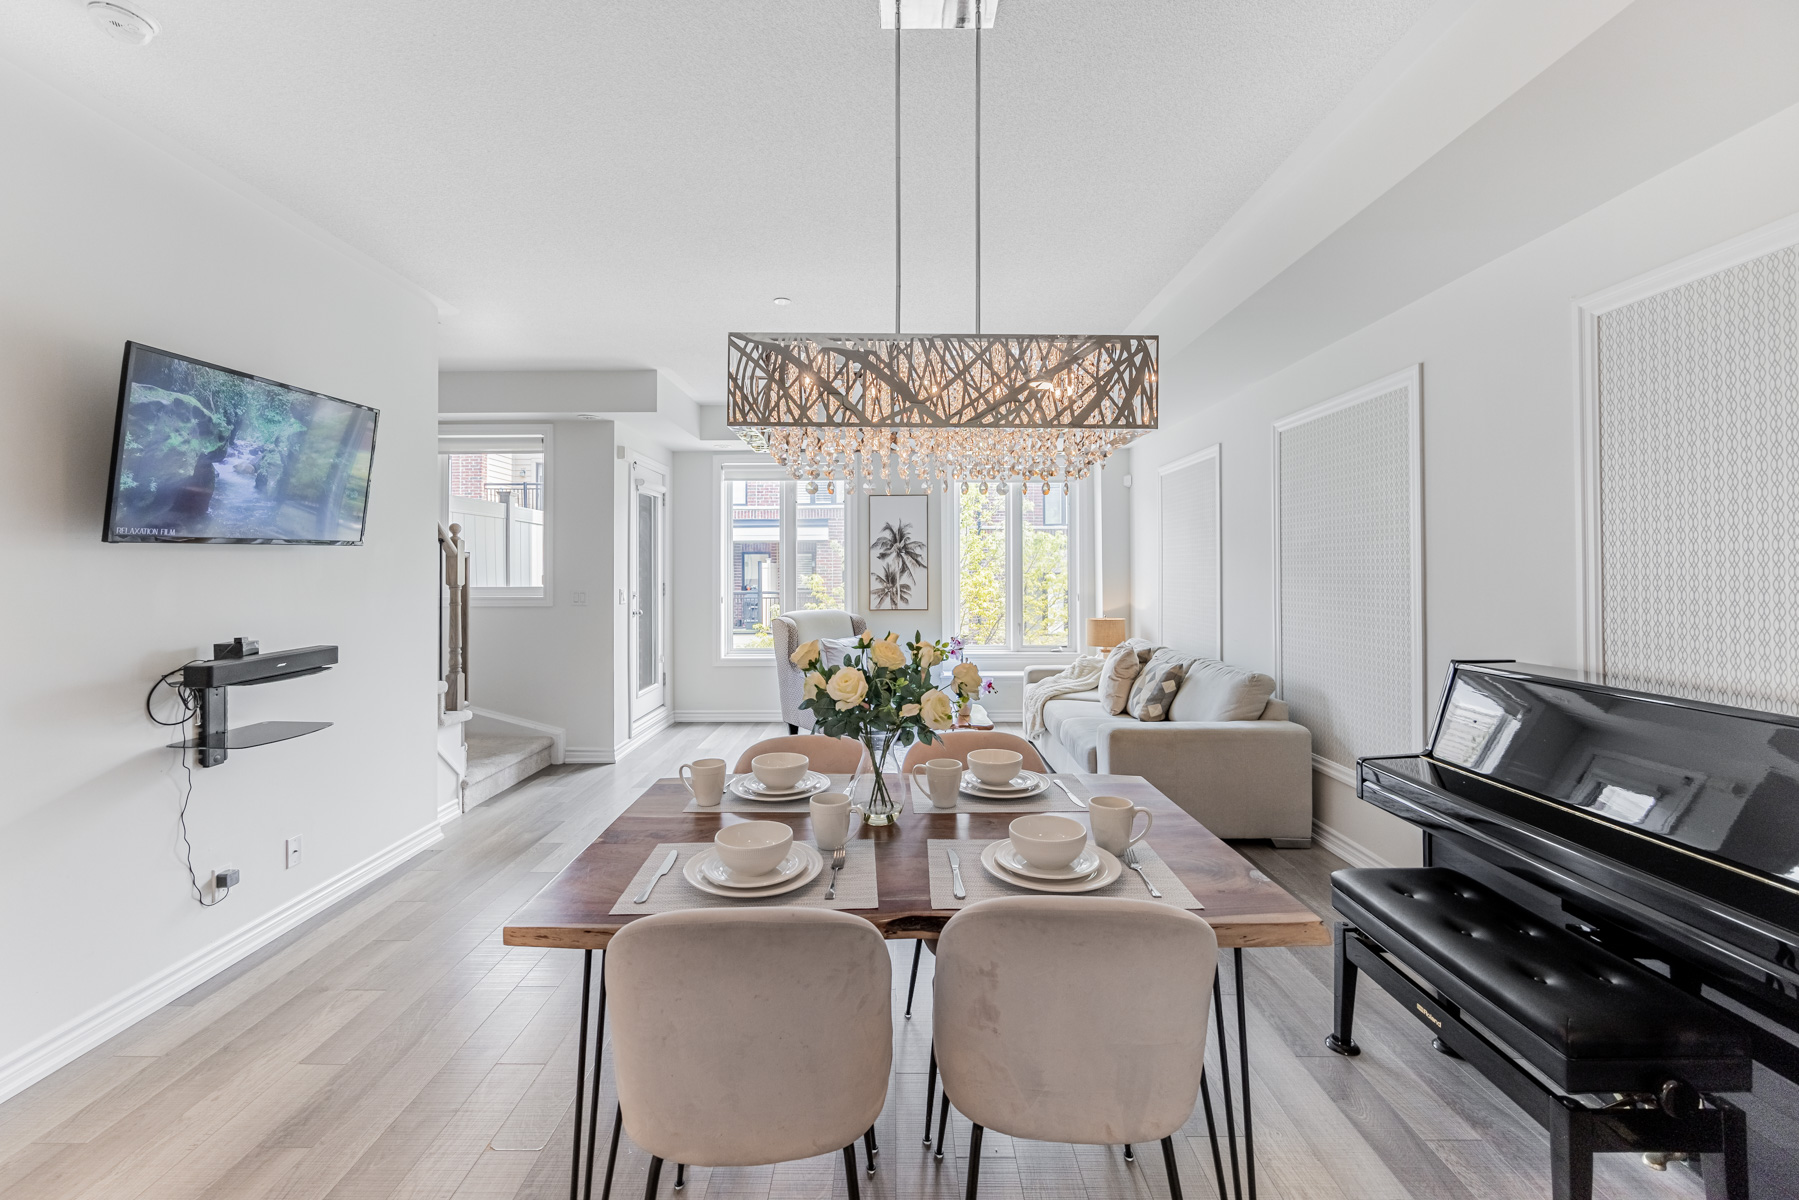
810;792;863;851
1087;794;1153;856
911;758;963;809
680;758;727;807
751;752;809;790
714;820;794;877
1008;813;1088;870
967;747;1024;787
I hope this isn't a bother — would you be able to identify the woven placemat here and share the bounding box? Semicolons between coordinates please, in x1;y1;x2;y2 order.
683;773;884;813
909;773;1088;814
609;841;878;914
925;839;1202;910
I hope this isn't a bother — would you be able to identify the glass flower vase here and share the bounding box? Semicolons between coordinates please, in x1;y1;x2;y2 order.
861;730;900;826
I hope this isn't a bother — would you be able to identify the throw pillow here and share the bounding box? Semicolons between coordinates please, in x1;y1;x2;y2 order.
1126;652;1189;722
819;638;856;670
1097;639;1151;714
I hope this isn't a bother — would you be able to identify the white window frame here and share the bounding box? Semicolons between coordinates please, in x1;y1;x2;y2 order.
714;459;858;664
439;423;553;608
943;481;1082;664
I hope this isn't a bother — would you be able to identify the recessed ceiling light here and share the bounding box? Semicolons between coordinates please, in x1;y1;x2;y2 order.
773;297;793;306
88;2;160;45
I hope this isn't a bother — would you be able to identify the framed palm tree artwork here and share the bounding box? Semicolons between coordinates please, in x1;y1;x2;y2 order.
868;494;928;611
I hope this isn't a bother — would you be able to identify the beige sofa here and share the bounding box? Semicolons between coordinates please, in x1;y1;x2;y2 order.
1025;653;1313;846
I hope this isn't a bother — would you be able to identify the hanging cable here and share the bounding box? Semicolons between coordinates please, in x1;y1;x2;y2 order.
146;663;232;907
894;0;903;336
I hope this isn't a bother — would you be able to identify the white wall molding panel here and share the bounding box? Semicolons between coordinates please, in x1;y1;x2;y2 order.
1580;214;1799;713
1158;445;1222;660
1273;366;1424;770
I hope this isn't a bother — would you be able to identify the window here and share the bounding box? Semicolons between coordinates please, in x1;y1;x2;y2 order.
441;429;550;603
951;482;1075;651
721;469;849;656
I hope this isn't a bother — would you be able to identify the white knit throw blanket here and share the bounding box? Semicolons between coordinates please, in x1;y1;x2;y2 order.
1022;654;1105;736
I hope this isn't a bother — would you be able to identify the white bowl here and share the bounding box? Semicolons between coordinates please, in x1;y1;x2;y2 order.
751;752;810;790
1007;813;1088;871
714;821;795;878
967;748;1024;786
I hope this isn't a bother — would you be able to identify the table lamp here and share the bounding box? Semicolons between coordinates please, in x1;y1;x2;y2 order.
1086;618;1128;652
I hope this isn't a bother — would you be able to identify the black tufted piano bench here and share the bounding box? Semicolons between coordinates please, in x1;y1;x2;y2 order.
1327;867;1750;1200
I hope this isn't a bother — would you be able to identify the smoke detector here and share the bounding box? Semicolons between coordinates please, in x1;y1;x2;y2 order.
88;2;160;45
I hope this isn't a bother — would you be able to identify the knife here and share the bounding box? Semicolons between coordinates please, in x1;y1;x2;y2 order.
633;849;679;904
947;848;966;900
1051;777;1088;809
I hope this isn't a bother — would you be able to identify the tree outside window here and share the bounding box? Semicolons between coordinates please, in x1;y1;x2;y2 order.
954;483;1072;651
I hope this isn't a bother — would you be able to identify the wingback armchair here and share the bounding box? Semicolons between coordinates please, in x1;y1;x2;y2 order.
772;610;869;733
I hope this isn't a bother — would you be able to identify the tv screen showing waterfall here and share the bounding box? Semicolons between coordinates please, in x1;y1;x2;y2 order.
103;343;379;545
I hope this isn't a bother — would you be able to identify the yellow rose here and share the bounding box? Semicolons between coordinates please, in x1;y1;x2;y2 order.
827;666;868;710
919;689;955;729
951;661;982;697
869;634;907;670
789;639;821;669
803;670;827;700
856;631;873;647
917;642;943;669
900;703;921;719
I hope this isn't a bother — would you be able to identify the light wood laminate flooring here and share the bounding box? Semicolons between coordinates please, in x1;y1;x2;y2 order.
0;721;1704;1200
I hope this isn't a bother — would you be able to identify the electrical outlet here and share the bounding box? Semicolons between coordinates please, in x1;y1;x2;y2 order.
572;591;587;606
285;836;302;869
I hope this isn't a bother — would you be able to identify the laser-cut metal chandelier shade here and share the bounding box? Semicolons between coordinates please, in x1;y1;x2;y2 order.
728;332;1158;488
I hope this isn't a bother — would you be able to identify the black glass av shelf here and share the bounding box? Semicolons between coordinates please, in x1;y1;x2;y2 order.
168;720;332;751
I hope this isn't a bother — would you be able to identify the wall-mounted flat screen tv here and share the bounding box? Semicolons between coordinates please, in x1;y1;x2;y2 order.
103;343;378;545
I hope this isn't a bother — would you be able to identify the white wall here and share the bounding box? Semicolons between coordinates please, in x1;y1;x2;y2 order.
0;61;441;1097
1129;99;1799;867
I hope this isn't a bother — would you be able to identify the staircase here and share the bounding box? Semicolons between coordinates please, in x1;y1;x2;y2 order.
463;733;555;808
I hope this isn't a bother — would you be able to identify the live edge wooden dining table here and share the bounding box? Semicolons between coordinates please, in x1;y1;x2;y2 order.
504;771;1329;1200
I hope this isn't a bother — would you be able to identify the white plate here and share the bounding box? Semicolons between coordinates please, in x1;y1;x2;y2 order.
683;843;824;899
960;770;1050;799
698;846;810;889
993;840;1103;881
729;771;831;801
979;841;1121;893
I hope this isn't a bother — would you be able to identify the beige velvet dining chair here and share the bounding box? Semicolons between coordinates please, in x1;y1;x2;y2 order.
899;730;1047;773
602;908;892;1200
931;896;1219;1200
732;734;870;775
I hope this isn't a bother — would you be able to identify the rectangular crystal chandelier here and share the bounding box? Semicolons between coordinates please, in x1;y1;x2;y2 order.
727;332;1157;489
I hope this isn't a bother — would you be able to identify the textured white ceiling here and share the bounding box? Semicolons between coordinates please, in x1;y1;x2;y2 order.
0;0;1435;397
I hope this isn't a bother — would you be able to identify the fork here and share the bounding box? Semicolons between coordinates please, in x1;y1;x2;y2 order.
825;846;846;899
1124;848;1161;898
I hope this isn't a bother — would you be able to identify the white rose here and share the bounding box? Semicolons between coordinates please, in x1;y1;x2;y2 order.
919;689;955;729
789;639;821;669
803;670;827;700
900;702;921;719
917;642;942;669
951;661;982;697
827;666;868;710
869;634;907;670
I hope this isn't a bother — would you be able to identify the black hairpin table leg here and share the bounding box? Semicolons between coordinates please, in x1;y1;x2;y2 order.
583;957;607;1200
1235;948;1257;1200
1211;973;1243;1200
570;950;592;1200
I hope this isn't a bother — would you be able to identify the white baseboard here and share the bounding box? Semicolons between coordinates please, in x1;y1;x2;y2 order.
1312;818;1390;869
563;747;615;764
437;797;463;824
675;709;783;723
469;706;567;764
1311;754;1358;787
0;820;444;1105
612;709;674;762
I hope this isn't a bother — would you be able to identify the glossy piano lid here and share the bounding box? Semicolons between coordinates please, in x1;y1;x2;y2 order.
1430;663;1799;896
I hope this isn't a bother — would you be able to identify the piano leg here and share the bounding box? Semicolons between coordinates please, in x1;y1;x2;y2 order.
1325;922;1361;1056
1549;1099;1595;1200
1705;1101;1749;1200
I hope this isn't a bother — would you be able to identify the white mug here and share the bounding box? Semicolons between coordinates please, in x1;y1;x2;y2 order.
681;758;727;807
911;758;963;809
1087;794;1153;855
810;792;863;851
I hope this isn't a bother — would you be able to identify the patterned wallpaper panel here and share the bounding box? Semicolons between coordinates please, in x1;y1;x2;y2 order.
1597;246;1799;714
1278;384;1418;767
1160;453;1219;659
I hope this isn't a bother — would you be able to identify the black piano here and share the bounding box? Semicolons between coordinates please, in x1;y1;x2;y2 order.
1351;660;1799;1197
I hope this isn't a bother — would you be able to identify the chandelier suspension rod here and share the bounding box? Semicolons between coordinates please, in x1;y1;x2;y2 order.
975;0;982;335
894;0;902;336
